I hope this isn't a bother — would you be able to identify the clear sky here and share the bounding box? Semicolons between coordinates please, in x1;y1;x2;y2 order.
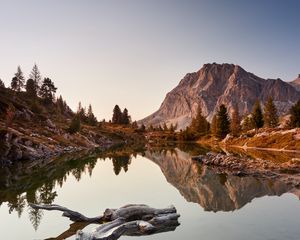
0;0;299;121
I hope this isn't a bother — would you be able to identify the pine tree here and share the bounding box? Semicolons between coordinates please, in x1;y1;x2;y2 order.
77;102;84;117
163;122;169;131
25;79;37;98
121;108;130;124
216;104;230;139
190;107;210;137
56;95;65;114
11;77;18;91
11;66;25;91
242;116;253;131
230;104;241;137
139;124;146;132
289;100;300;128
87;104;97;125
39;78;57;104
112;105;122;124
251;100;264;129
68;115;81;134
264;97;279;128
131;121;138;129
211;114;218;137
29;64;42;90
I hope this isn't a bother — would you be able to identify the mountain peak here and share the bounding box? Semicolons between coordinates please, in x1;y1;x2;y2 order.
139;64;300;130
289;74;300;91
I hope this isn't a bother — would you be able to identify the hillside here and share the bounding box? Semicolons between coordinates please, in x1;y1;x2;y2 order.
0;86;144;164
140;63;300;129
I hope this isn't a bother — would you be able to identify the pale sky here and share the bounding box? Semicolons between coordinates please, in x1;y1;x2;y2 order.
0;0;299;121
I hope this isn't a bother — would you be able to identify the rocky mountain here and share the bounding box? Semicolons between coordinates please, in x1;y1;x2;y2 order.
290;74;300;91
140;63;300;129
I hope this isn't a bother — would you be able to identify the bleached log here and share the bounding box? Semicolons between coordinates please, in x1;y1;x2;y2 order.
76;213;180;240
29;203;180;240
29;203;103;223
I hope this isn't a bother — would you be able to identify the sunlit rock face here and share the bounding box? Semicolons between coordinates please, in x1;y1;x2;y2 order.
290;74;300;91
145;149;296;212
140;63;300;129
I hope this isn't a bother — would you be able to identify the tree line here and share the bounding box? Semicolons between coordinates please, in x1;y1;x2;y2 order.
178;97;300;141
4;64;58;104
68;104;136;134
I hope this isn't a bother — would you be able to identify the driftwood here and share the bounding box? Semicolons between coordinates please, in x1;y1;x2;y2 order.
29;203;180;240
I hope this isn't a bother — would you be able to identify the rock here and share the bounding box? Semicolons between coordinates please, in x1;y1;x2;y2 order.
63;133;70;140
290;74;300;91
15;109;33;121
191;156;204;162
21;145;41;160
24;140;33;146
234;171;247;177
7;145;22;161
222;134;233;143
46;119;56;129
139;63;299;129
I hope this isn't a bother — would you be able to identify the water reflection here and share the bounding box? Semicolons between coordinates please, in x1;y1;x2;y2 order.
0;143;299;235
144;148;300;212
112;155;131;175
0;145;141;231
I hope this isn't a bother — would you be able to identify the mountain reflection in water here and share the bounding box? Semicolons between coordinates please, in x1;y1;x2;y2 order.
0;144;299;236
144;148;299;212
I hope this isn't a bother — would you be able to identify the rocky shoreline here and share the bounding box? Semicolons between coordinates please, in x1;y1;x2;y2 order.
0;128;114;166
192;152;300;187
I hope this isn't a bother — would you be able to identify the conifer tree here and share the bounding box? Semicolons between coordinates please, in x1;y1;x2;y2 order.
230;104;241;137
29;64;42;90
190;107;210;137
263;97;279;128
77;102;87;122
87;104;97;125
26;79;37;98
242;116;253;131
163;122;169;131
289;100;300;128
56;95;65;114
68;115;81;134
148;124;154;131
121;108;130;124
131;121;138;129
39;78;57;104
11;66;25;91
112;105;122;124
216;104;230;139
211;114;218;137
251;100;264;129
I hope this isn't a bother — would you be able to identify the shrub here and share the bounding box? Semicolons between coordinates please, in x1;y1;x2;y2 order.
68;115;81;134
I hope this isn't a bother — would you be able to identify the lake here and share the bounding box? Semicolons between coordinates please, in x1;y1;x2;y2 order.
1;145;300;240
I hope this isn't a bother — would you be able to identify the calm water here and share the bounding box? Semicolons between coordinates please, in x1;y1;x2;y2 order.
1;146;300;240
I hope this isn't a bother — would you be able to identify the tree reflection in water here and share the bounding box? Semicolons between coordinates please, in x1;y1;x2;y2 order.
0;145;141;231
1;143;299;234
112;155;131;175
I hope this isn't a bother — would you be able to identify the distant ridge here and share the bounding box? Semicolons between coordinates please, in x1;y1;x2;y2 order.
140;63;300;129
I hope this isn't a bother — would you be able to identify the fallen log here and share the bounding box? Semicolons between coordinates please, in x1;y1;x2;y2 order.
29;203;103;223
29;203;180;240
